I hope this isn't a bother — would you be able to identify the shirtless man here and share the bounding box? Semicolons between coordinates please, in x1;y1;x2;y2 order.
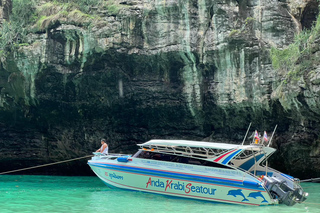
96;139;108;154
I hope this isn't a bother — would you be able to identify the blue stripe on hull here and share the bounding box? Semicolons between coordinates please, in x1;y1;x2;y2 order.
88;162;263;191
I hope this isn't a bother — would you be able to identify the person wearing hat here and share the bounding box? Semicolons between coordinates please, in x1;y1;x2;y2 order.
96;139;108;155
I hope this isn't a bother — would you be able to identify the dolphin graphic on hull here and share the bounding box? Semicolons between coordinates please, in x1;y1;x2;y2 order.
248;191;268;203
227;189;249;202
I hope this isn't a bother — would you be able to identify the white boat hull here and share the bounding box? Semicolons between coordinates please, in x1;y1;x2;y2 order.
88;159;275;206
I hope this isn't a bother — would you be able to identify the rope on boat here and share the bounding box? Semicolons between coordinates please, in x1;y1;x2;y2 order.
304;202;320;206
0;155;93;175
300;177;320;182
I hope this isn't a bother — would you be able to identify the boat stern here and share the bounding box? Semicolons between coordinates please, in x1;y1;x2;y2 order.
263;175;308;206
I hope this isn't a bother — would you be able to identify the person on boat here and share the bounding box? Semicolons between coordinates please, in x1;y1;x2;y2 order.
96;139;108;155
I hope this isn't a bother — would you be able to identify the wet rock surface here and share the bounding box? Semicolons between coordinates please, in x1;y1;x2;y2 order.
0;0;319;178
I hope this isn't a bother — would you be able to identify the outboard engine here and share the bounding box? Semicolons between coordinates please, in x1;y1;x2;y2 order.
263;176;308;206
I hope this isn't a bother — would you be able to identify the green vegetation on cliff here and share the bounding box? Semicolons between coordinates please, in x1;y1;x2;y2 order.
0;0;126;57
271;12;320;81
0;0;36;56
270;9;320;111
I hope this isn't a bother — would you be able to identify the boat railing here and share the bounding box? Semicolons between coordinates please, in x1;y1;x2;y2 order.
91;152;131;160
140;145;227;159
230;160;270;185
234;164;259;179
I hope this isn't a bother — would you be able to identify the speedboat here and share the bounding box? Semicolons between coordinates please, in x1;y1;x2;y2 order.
88;139;308;206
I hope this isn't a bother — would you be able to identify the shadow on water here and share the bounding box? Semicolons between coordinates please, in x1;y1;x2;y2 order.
0;176;318;213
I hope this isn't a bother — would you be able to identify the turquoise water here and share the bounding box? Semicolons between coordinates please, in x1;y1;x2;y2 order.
0;175;319;213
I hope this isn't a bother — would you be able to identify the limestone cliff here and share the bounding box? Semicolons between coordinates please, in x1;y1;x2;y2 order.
0;0;319;178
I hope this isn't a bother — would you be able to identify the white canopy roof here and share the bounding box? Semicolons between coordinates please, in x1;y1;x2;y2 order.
138;139;267;150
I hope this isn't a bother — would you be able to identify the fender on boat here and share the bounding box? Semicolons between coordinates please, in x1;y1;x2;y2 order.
243;180;261;187
117;156;130;162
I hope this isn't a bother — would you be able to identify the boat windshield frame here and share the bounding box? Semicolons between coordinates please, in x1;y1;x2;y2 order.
133;149;236;170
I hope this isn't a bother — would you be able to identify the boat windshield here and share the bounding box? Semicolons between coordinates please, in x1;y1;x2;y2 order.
133;150;234;170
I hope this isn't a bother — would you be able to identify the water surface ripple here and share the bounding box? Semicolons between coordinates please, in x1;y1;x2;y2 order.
0;175;319;213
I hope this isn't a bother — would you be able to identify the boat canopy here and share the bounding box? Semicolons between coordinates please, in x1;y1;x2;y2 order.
138;139;273;151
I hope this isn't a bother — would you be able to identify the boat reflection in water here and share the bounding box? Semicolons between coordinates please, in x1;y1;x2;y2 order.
88;138;308;206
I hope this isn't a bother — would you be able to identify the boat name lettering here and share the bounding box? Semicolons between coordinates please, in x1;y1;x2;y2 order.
146;177;216;196
109;173;124;180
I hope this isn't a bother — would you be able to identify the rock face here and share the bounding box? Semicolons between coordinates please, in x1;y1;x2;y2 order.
0;0;12;22
0;0;319;178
